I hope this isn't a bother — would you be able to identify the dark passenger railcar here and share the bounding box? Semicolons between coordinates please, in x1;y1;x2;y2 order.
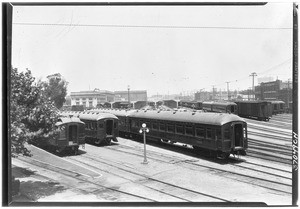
128;110;247;159
202;101;238;114
43;117;85;154
79;112;119;145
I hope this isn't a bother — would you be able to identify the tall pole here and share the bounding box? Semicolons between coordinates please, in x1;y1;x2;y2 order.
249;72;257;100
226;82;230;101
139;123;149;164
212;85;215;101
127;85;130;108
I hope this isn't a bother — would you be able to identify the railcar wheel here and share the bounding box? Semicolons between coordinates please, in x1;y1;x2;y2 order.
218;152;230;160
105;138;112;145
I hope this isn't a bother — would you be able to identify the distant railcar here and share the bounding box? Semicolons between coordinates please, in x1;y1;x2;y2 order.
163;100;178;109
112;101;132;109
270;101;285;115
147;101;156;108
202;101;237;114
234;100;272;121
156;101;163;107
43;117;85;154
133;101;147;109
79;112;119;145
128;110;247;159
178;100;203;110
71;105;84;111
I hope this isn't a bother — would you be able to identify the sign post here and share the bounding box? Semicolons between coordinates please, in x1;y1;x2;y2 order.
139;123;149;164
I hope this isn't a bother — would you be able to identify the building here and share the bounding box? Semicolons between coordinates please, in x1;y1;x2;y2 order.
254;79;292;106
114;90;147;102
70;89;115;108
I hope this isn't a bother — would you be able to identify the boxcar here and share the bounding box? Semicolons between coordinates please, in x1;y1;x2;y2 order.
128;110;247;159
46;117;85;154
270;101;285;115
79;112;119;145
234;100;272;121
202;101;237;114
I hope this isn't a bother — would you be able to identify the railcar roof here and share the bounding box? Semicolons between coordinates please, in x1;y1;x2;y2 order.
234;100;271;104
270;101;285;104
89;109;136;117
56;117;84;126
79;112;118;121
203;101;237;105
129;110;245;126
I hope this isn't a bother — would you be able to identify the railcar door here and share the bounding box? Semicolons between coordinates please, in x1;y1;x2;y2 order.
233;123;243;148
105;119;114;135
68;124;78;144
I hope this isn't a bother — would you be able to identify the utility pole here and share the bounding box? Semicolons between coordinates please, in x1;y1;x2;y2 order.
287;79;290;110
226;82;230;101
249;72;257;100
127;85;130;108
212;85;215;101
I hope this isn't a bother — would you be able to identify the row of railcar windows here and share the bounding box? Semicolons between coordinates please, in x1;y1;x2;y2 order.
131;119;229;140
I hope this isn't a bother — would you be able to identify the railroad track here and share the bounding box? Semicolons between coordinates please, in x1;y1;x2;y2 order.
64;153;230;202
247;125;292;136
15;155;158;202
96;143;292;194
248;131;291;142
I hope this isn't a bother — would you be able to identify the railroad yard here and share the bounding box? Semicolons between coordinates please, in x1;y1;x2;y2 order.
11;113;292;205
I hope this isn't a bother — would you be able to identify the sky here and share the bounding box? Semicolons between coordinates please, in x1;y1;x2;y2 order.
11;2;294;96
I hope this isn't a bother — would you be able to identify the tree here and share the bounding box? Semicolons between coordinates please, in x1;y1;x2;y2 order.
10;67;59;157
43;73;68;109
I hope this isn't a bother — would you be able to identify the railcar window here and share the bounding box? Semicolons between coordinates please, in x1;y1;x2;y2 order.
175;125;184;134
185;125;193;136
196;127;205;138
114;122;117;129
167;124;175;133
159;123;165;131
99;123;103;128
152;123;159;130
224;126;230;139
206;128;212;139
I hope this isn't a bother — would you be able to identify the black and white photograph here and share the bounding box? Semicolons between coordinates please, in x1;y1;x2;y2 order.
4;1;298;206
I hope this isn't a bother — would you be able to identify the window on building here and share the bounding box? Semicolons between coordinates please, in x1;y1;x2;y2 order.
206;128;212;139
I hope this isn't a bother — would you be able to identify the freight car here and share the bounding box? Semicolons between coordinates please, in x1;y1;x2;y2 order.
178;100;203;110
78;112;119;145
42;116;85;154
270;101;285;115
128;110;247;159
202;101;238;114
234;100;272;121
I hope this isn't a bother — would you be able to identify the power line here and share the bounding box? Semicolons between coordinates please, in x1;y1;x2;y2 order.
13;22;292;30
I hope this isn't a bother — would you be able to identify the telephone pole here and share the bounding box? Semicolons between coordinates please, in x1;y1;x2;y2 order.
212;85;215;101
226;82;230;101
249;72;257;100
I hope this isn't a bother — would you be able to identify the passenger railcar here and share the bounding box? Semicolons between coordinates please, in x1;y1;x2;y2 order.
270;101;285;115
128;110;247;159
43;117;85;154
202;101;237;114
79;112;119;145
234;100;272;121
89;109;135;138
178;100;203;110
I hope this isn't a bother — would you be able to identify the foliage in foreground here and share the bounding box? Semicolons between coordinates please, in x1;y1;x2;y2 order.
10;68;64;157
